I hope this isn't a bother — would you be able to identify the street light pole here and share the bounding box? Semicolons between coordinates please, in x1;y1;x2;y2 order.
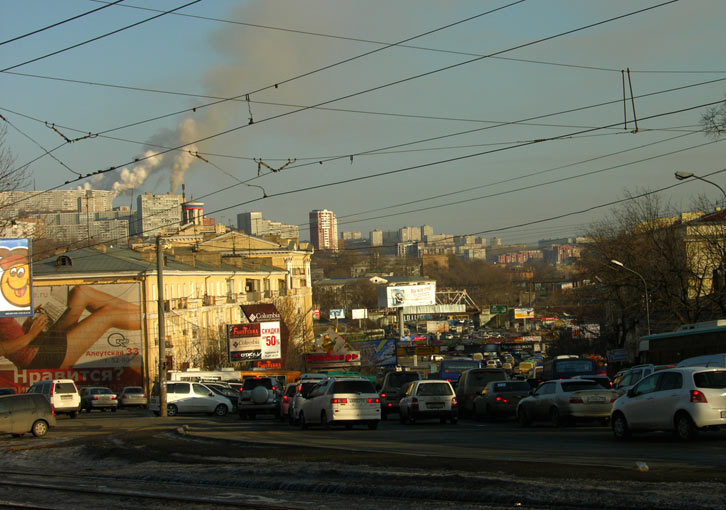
674;171;726;200
611;259;651;336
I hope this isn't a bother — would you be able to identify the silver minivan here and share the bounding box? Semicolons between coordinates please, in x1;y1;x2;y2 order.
0;393;56;437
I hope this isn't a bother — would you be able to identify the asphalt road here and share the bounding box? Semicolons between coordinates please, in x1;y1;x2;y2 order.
29;408;726;481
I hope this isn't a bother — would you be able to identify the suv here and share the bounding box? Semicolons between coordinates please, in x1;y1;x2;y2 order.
0;393;56;437
237;376;282;419
28;379;80;418
377;371;420;419
149;382;232;417
456;368;508;417
287;375;328;425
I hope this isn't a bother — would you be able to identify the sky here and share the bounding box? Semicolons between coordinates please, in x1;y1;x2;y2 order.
1;0;725;245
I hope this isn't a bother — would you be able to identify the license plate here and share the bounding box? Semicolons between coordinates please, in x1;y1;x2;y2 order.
427;402;444;409
588;397;605;403
61;395;71;400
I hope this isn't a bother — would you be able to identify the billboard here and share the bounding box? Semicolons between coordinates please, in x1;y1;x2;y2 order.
239;304;288;363
329;308;345;319
351;308;368;320
0;281;144;393
303;351;361;369
378;283;436;308
514;307;535;319
0;238;33;318
228;321;283;362
359;337;397;368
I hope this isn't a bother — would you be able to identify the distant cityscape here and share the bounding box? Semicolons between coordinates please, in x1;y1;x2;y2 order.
0;190;585;267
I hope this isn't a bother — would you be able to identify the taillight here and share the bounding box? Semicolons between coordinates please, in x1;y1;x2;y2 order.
297;384;302;392
367;398;380;404
495;396;508;403
690;390;708;403
272;386;276;392
92;396;99;401
380;393;387;399
50;404;55;416
411;397;419;410
111;396;117;401
451;397;458;408
331;398;348;404
282;395;289;403
469;395;475;400
569;397;584;404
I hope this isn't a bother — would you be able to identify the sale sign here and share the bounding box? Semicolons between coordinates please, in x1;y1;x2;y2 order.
228;323;262;361
260;321;282;360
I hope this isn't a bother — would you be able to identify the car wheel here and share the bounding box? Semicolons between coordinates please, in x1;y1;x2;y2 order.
450;417;458;425
517;408;531;427
368;421;378;430
31;420;48;437
167;404;178;417
321;410;330;429
111;407;117;413
674;412;698;441
299;412;308;430
248;413;256;420
69;411;78;419
440;416;447;424
381;411;387;421
407;413;416;425
550;407;563;428
153;411;160;417
214;404;228;417
611;412;631;440
345;424;353;430
486;405;497;422
399;410;407;424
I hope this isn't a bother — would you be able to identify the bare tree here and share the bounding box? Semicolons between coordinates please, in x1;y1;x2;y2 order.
0;124;31;230
701;95;726;138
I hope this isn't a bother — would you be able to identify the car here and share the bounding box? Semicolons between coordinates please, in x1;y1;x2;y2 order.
80;387;118;412
456;368;508;417
572;374;613;389
0;393;56;437
377;371;420;419
118;386;148;409
517;379;618;427
237;376;282;420
288;375;328;426
613;364;671;396
298;376;380;430
398;379;458;425
473;380;532;421
149;381;232;417
204;383;239;410
27;379;80;418
0;388;16;396
611;367;726;441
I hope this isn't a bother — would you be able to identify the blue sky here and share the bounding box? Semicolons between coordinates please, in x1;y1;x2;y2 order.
2;0;725;244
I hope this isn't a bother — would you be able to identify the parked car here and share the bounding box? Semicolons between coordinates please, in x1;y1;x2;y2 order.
611;367;726;440
517;379;618;427
298;377;380;430
288;375;328;426
237;376;282;419
118;386;148;409
149;382;232;417
456;368;508;417
473;380;532;421
399;379;458;424
205;383;239;410
614;364;670;396
27;379;80;418
0;393;56;437
377;371;420;419
80;387;118;412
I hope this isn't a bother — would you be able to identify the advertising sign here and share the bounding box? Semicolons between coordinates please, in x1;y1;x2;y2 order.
0;281;144;393
260;321;282;359
351;308;368;320
228;322;262;361
378;283;436;308
329;308;345;319
360;337;396;368
241;304;289;364
303;351;361;369
489;305;508;315
514;307;535;319
312;309;320;319
0;238;33;318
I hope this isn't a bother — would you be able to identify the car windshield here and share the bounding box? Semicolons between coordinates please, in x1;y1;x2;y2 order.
492;381;530;392
332;380;375;394
124;387;143;394
387;372;419;388
694;371;726;389
561;381;600;392
94;388;113;394
55;382;76;393
469;370;504;384
416;383;452;396
299;382;318;395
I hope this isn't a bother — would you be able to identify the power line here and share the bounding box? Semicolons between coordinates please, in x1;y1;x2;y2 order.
0;0;203;73
0;0;126;46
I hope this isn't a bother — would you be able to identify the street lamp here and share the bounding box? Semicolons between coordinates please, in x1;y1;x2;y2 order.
611;259;651;336
674;171;726;200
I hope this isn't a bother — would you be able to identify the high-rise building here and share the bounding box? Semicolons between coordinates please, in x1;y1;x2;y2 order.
309;209;338;251
421;224;434;239
137;193;182;237
237;211;299;240
370;229;383;246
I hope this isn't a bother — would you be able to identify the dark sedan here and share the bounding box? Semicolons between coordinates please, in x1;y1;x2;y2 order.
473;380;531;421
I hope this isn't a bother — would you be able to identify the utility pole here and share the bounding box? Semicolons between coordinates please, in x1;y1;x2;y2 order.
156;236;167;417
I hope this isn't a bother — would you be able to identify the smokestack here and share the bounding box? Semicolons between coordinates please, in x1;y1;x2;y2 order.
182;184;186;203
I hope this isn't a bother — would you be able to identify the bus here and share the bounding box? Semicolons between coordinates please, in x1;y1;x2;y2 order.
638;320;726;364
434;358;481;386
542;356;597;381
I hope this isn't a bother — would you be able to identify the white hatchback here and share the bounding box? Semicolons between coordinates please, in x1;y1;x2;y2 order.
149;381;232;417
611;367;726;440
298;377;380;430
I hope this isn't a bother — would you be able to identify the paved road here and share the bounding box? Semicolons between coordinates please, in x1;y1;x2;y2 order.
37;409;726;476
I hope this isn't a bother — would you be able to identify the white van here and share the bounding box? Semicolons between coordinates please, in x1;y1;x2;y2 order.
677;353;726;369
28;379;80;418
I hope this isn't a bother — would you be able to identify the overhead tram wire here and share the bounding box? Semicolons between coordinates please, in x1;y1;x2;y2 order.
49;0;681;196
0;0;203;73
90;0;721;76
0;0;127;46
